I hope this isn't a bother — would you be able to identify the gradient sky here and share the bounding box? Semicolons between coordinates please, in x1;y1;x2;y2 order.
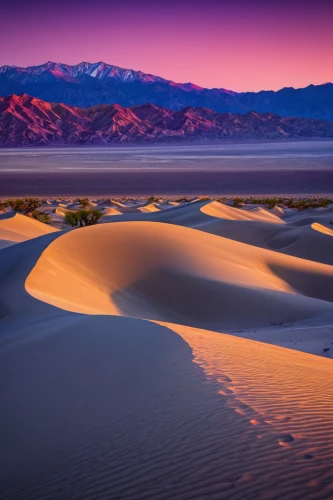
1;0;332;91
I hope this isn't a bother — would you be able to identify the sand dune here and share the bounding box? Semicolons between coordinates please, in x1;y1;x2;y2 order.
26;222;333;330
283;205;333;227
138;202;161;213
200;218;333;265
2;200;333;499
0;211;58;249
201;200;284;223
34;199;333;266
102;206;124;216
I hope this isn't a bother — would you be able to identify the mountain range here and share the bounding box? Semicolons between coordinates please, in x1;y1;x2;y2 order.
0;61;332;122
1;94;333;146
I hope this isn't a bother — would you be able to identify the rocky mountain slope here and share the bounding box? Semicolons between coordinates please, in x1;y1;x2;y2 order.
1;94;333;146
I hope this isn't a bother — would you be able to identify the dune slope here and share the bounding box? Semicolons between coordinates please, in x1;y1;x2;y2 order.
2;315;333;499
26;221;333;330
0;212;58;248
1;210;333;499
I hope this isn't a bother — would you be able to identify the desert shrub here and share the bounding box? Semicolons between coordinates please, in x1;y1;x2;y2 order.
0;200;9;212
24;198;42;214
64;209;103;227
147;196;159;203
64;212;79;227
8;198;41;214
32;210;52;225
175;197;191;203
233;197;244;207
8;198;25;212
266;198;277;209
79;209;103;226
78;197;90;207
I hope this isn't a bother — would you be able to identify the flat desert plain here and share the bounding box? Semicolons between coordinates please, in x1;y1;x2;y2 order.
1;198;333;499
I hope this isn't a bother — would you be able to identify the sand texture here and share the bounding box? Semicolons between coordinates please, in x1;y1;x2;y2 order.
1;199;333;499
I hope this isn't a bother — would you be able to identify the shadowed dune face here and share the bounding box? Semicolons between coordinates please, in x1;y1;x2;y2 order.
199;217;333;266
26;221;333;329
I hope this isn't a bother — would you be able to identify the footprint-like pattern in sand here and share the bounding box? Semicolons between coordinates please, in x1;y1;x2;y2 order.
159;322;333;461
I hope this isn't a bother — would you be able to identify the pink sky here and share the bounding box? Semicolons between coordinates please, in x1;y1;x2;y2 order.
1;0;332;91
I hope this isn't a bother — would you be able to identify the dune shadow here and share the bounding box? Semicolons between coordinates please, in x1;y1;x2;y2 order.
111;268;331;330
268;263;333;304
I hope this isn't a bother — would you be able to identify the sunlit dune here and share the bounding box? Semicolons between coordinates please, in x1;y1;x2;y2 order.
54;207;75;216
0;212;58;248
201;200;283;223
311;222;333;236
102;207;123;216
138;202;161;212
26;222;333;329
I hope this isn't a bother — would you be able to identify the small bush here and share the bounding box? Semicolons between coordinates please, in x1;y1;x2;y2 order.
64;209;103;228
78;197;90;208
64;212;79;227
147;196;159;203
8;198;41;214
0;201;9;212
233;197;244;207
32;210;52;225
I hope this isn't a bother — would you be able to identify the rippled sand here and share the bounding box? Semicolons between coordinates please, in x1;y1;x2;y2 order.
1;199;333;499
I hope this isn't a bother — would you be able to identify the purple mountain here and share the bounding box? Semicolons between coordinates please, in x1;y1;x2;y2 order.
1;94;333;146
1;61;332;122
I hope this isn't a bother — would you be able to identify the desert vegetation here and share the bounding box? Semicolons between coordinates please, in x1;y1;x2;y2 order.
219;196;333;211
147;196;159;203
77;197;90;208
1;198;43;215
32;211;52;224
64;209;103;228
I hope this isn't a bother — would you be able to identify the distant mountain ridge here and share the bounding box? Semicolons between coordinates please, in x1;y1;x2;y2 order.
1;94;333;146
0;61;332;122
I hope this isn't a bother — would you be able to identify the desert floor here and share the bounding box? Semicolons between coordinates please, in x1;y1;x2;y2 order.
1;198;333;499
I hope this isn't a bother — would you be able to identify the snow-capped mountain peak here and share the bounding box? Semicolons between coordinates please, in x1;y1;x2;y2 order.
0;61;169;84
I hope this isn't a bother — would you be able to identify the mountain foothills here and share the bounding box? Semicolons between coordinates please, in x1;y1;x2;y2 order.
1;94;333;146
0;94;333;146
0;61;332;122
